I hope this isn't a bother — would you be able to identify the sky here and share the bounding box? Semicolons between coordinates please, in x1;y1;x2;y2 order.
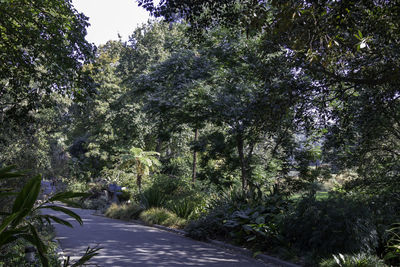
72;0;152;46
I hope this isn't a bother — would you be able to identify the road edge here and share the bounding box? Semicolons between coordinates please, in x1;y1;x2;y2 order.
93;213;301;267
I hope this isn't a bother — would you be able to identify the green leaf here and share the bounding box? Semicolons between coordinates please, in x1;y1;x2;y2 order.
255;216;265;224
246;235;257;241
37;215;73;228
384;252;398;260
39;205;83;225
0;212;20;235
28;223;48;254
0;228;27;247
0;165;25;179
253;251;262;257
21;225;49;267
0;191;18;197
12;174;42;214
70;246;102;267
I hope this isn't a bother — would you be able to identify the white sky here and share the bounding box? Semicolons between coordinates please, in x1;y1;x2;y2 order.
72;0;151;46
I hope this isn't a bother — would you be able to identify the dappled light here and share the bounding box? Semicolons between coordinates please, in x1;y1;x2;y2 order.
46;207;265;267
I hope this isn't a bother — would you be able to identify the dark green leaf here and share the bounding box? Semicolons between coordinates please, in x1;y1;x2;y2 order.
70;246;102;267
39;205;83;225
38;215;73;228
12;175;42;214
0;165;25;179
0;212;19;235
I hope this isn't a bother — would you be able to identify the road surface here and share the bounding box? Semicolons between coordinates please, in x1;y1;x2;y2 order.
47;207;271;267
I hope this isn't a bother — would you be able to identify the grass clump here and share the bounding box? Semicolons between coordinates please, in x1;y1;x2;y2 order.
139;207;186;228
105;203;144;220
319;253;386;267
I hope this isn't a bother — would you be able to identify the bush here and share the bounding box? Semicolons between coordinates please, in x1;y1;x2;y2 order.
162;156;192;178
185;206;229;240
384;223;400;266
0;223;60;267
167;199;199;219
223;205;287;251
140;186;166;209
80;197;109;212
144;174;195;200
105;203;144;220
185;187;283;241
282;194;378;256
139;207;186;228
117;189;131;202
320;253;386;267
365;192;400;258
139;174;206;216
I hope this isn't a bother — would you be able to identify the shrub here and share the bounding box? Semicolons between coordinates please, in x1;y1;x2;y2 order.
105;203;144;220
185;207;229;240
117;189;131;202
162;156;192;178
167;199;198;219
139;174;206;215
319;253;386;267
186;187;268;241
223;205;287;251
365;192;400;257
139;207;186;228
0;166;100;266
384;223;400;266
282;194;378;256
145;174;195;200
186;186;291;242
80;197;109;212
140;186;166;209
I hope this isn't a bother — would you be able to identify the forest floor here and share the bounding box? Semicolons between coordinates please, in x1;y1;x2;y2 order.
46;206;273;267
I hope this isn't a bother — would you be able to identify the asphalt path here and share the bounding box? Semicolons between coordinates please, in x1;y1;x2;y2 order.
46;207;272;267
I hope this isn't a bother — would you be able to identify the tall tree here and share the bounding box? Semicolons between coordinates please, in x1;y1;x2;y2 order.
0;0;95;122
137;0;400;192
0;0;95;171
136;49;214;182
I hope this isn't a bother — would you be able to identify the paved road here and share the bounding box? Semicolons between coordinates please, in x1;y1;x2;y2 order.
47;207;271;267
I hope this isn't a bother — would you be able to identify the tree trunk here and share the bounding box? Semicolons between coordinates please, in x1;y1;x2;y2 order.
137;174;142;193
155;138;163;153
236;134;248;191
192;128;199;184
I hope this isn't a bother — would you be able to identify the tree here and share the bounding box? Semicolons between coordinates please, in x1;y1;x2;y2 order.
67;41;133;177
137;0;400;87
0;0;95;175
202;28;306;190
136;0;400;192
0;0;95;122
120;147;160;192
0;2;99;263
118;21;188;86
136;49;214;183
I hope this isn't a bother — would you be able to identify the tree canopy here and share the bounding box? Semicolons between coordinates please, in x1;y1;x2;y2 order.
0;0;95;123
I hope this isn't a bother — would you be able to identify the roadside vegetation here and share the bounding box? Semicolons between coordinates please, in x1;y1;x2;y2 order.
1;0;400;266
